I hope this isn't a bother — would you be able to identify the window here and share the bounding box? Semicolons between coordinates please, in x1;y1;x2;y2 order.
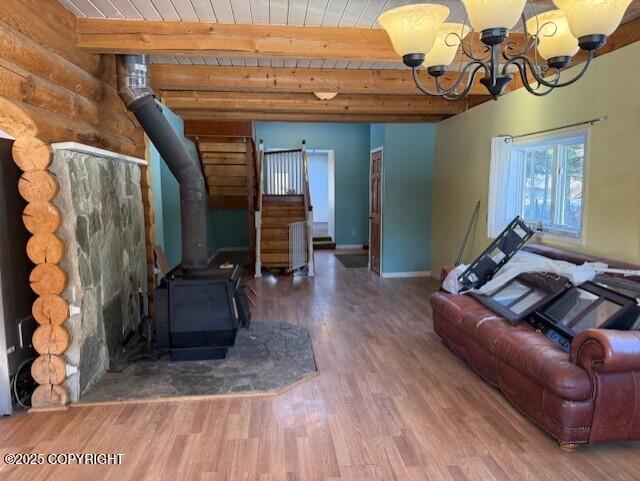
488;129;588;241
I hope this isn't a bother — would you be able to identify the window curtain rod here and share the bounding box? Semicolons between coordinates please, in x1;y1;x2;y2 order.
502;116;607;142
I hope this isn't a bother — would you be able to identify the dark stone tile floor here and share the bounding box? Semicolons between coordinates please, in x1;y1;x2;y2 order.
79;320;317;404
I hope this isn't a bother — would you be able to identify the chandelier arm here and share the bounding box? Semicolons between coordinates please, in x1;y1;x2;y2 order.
504;51;595;89
411;68;444;96
503;12;539;60
511;60;556;97
462;38;491;62
435;62;485;95
412;61;487;97
443;63;489;101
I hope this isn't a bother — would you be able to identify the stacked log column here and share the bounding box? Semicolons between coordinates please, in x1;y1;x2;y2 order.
12;136;70;408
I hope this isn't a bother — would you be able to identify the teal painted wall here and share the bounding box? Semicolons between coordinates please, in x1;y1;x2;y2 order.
370;124;436;274
255;122;371;245
148;103;214;269
151;114;434;272
370;123;385;151
208;209;249;255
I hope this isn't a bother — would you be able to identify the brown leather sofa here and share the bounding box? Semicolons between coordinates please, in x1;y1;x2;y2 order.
430;245;640;449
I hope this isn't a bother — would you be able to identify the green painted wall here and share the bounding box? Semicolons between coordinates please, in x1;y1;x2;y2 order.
255;122;371;245
370;124;436;274
431;41;640;273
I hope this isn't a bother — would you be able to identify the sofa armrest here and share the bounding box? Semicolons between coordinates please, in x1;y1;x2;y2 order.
440;266;453;283
570;329;640;374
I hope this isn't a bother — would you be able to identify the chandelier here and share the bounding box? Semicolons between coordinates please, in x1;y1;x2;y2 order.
378;0;632;100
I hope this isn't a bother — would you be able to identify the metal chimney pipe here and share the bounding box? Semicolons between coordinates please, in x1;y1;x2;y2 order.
116;55;208;271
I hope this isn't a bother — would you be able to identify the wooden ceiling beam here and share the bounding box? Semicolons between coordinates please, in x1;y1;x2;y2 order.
160;91;466;116
76;18;526;62
151;65;494;96
175;110;448;123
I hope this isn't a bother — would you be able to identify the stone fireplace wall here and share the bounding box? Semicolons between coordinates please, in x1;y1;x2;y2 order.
51;145;147;401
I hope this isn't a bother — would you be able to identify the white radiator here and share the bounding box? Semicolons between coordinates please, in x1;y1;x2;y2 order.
289;221;308;272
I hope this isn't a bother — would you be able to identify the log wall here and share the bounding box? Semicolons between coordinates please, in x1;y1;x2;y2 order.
0;2;155;286
0;1;157;406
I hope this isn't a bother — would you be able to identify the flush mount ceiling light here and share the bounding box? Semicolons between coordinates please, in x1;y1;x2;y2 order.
378;0;632;100
313;92;339;100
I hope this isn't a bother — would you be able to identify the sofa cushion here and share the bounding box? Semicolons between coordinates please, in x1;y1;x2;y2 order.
494;330;592;401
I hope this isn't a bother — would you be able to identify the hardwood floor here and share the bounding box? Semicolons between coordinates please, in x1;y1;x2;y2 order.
2;250;640;480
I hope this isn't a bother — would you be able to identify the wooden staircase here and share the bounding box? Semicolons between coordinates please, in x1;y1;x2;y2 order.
197;137;256;210
184;121;258;271
261;195;305;268
254;143;314;276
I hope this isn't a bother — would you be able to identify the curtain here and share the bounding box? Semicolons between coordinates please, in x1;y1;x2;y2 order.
487;136;514;238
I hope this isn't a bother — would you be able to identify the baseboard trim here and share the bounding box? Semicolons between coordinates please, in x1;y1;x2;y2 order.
335;244;364;249
381;271;432;278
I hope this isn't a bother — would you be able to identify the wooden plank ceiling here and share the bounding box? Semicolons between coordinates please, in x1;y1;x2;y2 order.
60;0;640;122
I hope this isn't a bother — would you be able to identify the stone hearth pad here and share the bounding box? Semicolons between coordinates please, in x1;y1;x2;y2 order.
78;321;317;404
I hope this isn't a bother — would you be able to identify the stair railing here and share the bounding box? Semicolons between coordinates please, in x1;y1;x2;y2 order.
301;142;315;277
263;148;305;195
254;140;264;278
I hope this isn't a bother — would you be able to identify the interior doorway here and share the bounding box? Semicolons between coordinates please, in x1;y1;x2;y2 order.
307;149;335;241
369;148;383;274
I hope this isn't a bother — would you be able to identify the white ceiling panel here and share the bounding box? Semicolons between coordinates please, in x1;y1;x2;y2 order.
191;0;217;20
109;0;144;18
319;0;349;26
169;0;199;20
269;0;289;23
232;0;254;22
129;0;163;19
58;0;87;16
249;0;270;23
305;0;329;25
355;0;388;28
211;0;236;22
66;0;105;17
287;0;309;24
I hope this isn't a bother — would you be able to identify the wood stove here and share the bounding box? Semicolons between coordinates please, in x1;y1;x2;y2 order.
154;265;250;361
116;54;250;361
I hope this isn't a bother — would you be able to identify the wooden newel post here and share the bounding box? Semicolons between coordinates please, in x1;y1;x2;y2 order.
12;136;71;410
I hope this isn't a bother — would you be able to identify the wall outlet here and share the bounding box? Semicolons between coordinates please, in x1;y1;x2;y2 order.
352;229;356;237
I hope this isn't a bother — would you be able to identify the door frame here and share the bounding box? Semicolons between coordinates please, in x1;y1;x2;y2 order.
369;147;384;273
306;148;335;240
327;150;335;240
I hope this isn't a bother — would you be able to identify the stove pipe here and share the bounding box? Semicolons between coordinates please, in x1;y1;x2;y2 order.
116;55;208;271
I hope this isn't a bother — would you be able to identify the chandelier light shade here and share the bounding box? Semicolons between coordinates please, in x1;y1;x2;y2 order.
525;10;579;60
460;0;527;31
378;4;450;64
377;0;632;100
424;23;471;68
553;0;633;38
